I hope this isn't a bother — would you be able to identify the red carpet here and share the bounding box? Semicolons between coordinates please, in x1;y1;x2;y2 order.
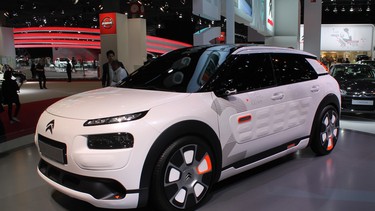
0;97;63;142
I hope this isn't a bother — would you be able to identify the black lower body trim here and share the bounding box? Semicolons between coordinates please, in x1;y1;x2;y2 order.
38;159;129;200
222;137;308;171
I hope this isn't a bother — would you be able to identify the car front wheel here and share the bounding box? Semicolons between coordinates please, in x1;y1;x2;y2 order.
310;105;339;155
151;136;215;211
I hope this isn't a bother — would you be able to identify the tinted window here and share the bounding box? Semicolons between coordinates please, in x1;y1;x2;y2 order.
331;64;375;81
209;54;275;94
271;54;318;85
119;46;233;93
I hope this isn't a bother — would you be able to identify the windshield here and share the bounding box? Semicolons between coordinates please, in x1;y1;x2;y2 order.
118;45;234;93
332;64;375;80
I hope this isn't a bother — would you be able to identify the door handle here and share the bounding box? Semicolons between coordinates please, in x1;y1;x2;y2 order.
225;89;237;95
311;85;320;93
271;92;284;100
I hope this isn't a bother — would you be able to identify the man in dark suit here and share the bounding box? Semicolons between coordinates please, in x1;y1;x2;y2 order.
102;50;126;87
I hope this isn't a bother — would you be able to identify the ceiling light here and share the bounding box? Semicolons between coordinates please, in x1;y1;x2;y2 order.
333;6;338;13
358;7;363;12
341;7;345;12
350;7;354;12
325;7;329;12
366;6;371;12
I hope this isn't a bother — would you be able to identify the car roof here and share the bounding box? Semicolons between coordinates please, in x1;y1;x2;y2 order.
186;44;316;58
233;45;316;58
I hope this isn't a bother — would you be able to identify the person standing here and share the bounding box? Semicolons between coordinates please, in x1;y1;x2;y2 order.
36;58;47;89
1;71;21;124
101;50;125;87
71;56;77;72
110;60;128;86
66;60;72;82
30;60;36;79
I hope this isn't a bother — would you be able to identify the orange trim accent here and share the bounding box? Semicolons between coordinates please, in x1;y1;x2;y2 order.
238;115;252;124
327;136;334;150
287;143;296;149
318;60;329;73
196;154;212;175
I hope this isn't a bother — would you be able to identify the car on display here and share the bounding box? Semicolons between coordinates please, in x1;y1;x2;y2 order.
330;63;375;113
357;59;375;68
54;57;72;68
355;54;370;62
35;45;341;211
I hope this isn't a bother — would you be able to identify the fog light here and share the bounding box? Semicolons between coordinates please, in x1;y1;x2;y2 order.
87;133;134;149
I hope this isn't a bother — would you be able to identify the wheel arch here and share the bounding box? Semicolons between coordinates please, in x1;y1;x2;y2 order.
309;93;340;145
137;120;222;207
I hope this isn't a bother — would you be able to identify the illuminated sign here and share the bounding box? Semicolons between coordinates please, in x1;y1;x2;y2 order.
99;13;117;34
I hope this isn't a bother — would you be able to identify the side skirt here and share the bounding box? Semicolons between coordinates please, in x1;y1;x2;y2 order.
220;137;310;181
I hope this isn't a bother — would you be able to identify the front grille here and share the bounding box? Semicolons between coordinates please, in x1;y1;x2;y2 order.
38;135;67;164
38;159;127;200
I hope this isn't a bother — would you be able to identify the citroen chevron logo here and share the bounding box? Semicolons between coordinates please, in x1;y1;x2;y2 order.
46;120;55;134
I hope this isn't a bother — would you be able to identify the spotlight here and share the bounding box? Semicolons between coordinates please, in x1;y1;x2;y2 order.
366;6;371;12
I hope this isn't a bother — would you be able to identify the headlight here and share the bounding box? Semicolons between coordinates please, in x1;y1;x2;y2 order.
87;133;134;149
340;89;347;95
84;111;148;126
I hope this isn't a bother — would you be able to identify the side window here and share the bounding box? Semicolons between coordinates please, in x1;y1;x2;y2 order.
271;54;318;85
213;54;275;94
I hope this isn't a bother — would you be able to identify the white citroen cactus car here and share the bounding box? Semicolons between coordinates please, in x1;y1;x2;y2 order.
35;45;341;211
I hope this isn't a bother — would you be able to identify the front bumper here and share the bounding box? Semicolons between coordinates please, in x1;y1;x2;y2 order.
37;160;142;209
34;111;161;209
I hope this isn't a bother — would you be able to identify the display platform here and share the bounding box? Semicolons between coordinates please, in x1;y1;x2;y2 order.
1;126;375;211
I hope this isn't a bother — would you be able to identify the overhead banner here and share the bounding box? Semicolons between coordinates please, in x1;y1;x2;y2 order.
99;13;117;35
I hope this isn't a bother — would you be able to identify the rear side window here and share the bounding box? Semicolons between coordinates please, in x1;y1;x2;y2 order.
213;53;276;93
271;54;318;85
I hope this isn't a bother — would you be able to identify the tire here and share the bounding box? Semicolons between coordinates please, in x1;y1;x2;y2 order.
310;105;339;155
151;136;215;211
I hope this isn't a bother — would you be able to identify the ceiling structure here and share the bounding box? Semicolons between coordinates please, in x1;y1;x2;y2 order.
321;0;375;24
1;0;375;44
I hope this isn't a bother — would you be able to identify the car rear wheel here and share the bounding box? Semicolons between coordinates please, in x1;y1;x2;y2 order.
151;136;215;211
311;105;339;155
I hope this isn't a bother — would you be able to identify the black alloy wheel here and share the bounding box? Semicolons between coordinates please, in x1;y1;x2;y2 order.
151;136;215;211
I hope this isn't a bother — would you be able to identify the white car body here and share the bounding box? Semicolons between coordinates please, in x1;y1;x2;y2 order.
35;45;341;210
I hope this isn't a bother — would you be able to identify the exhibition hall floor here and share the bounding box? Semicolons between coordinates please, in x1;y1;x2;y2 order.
0;81;375;211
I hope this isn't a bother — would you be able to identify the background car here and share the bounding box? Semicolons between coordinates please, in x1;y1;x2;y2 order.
35;45;341;211
330;63;375;113
356;54;370;62
357;59;375;68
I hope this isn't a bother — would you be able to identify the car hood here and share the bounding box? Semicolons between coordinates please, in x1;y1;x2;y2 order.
46;87;190;119
339;79;375;93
